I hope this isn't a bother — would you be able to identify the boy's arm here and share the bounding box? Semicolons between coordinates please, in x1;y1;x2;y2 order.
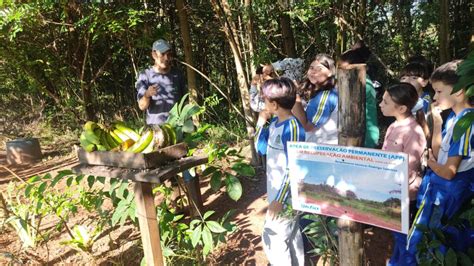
430;106;443;157
427;152;462;180
254;111;271;156
428;122;472;179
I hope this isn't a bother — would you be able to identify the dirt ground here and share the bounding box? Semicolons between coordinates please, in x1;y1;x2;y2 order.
0;148;393;265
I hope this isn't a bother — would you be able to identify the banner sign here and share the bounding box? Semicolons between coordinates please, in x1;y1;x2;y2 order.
287;142;409;233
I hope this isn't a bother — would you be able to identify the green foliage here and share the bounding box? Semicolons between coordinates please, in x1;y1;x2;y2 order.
416;199;474;265
303;214;339;265
167;93;204;142
152;184;236;263
452;51;474;142
202;144;255;201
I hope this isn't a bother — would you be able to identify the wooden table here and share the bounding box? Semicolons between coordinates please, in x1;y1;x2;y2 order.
72;155;208;266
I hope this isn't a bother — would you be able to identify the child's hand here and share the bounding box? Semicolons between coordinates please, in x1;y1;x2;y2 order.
257;110;271;126
427;148;437;167
268;201;283;220
431;104;443;127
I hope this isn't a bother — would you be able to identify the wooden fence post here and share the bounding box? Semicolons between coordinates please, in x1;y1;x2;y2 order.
337;64;366;265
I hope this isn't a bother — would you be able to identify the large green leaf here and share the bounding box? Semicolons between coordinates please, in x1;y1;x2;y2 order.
225;174;242;201
210;171;222;192
191;224;202;247
453;51;474;93
206;221;227;233
231;162;256;176
445;248;457;266
453;111;474;142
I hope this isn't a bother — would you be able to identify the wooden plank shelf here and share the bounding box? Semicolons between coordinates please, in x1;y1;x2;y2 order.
72;155;208;184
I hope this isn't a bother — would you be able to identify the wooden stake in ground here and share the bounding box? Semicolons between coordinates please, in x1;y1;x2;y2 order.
337;64;366;265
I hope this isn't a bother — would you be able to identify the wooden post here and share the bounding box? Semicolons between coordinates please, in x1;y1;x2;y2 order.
337;64;366;266
184;174;204;217
134;182;164;266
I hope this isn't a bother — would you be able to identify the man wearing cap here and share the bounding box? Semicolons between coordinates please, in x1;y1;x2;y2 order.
136;39;187;125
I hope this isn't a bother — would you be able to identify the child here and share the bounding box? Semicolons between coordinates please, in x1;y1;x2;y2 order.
406;60;474;263
379;83;428;266
255;77;306;265
249;64;276;113
400;62;432;114
292;54;338;145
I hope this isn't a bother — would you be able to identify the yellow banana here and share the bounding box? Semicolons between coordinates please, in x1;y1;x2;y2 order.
113;128;131;143
114;122;140;142
127;130;153;153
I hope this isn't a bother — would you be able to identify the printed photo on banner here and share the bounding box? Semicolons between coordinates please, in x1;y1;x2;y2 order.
287;142;409;234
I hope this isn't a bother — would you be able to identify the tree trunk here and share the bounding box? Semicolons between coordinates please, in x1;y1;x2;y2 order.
210;0;259;165
244;0;256;77
280;13;297;58
176;0;199;108
439;0;450;63
337;64;366;266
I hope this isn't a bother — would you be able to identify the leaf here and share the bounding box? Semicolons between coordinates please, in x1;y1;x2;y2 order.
225;174;242;201
87;175;95;189
202;166;217;176
428;239;441;249
206;221;227;233
76;174;85;183
203;210;215;220
453;111;474;142
191;225;202;247
445;248;457;266
97;176;106;184
27;175;41;183
202;225;213;247
42;173;52;180
38;182;47;194
162;246;176;257
457;251;473;266
231;162;256;177
66;176;74;187
50;173;64;187
25;184;33;197
182;119;194;133
210;172;222;192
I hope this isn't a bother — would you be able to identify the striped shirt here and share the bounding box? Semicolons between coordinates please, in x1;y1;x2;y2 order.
439;108;474;173
255;116;306;204
305;88;338;144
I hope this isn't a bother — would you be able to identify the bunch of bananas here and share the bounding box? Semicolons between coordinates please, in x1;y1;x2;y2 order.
79;121;177;153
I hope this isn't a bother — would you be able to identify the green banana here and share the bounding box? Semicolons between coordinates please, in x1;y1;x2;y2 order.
109;130;123;144
114;122;140;142
80;132;96;152
83;128;101;145
142;135;155;153
161;123;177;145
83;121;98;132
94;128;105;149
127;130;153;153
105;131;119;149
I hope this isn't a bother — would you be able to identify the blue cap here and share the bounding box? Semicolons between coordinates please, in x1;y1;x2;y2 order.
152;39;171;53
